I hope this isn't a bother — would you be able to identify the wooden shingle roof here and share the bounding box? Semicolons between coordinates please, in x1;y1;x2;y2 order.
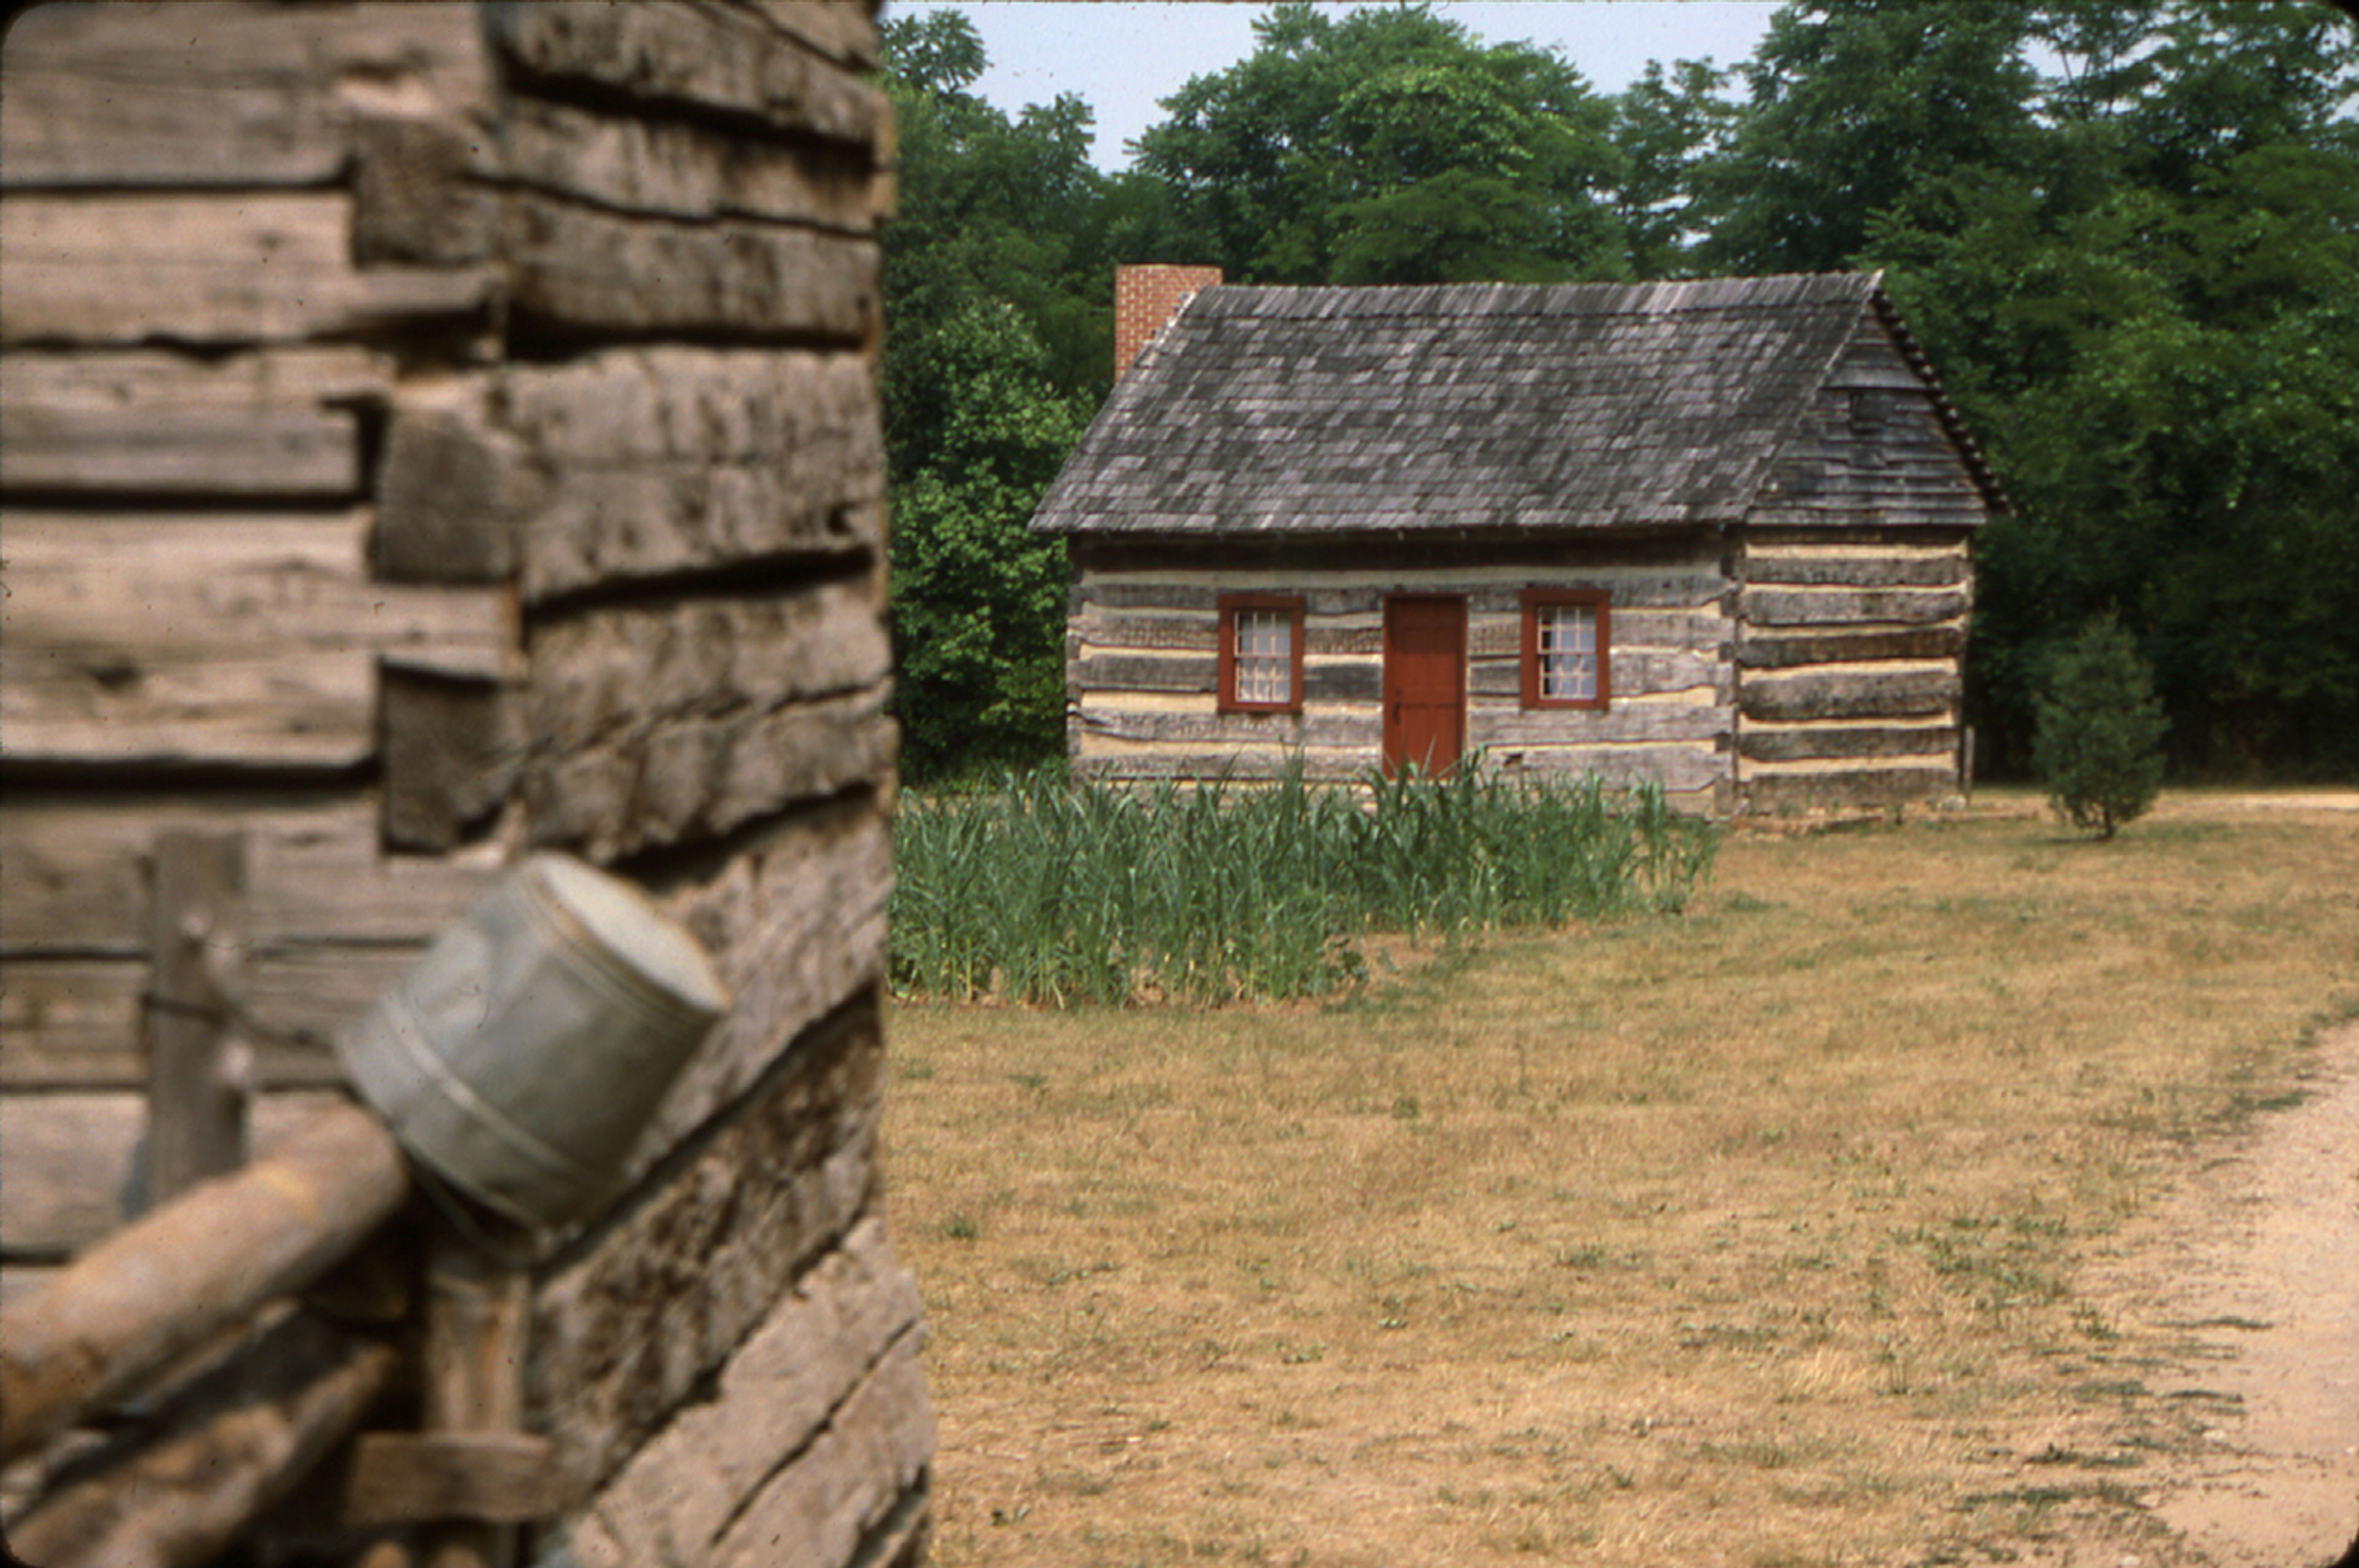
1031;272;2003;537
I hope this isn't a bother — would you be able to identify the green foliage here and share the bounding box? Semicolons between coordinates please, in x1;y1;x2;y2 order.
1854;3;2359;778
890;762;1717;1005
1700;0;2043;276
878;14;1107;780
1693;0;2359;779
880;10;1113;426
2032;617;2169;839
1606;58;1740;278
1135;4;1627;284
886;300;1086;780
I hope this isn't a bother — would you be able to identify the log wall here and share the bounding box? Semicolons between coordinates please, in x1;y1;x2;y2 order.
1068;521;1973;819
1066;537;1736;811
1732;531;1973;813
0;4;928;1560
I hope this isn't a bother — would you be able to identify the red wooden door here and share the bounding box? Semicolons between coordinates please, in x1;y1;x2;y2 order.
1382;596;1466;778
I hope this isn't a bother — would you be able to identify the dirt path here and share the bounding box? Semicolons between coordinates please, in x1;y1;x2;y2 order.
2092;1021;2359;1567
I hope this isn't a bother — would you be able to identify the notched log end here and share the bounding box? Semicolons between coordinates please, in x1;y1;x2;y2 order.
380;666;525;854
351;115;501;269
372;407;533;584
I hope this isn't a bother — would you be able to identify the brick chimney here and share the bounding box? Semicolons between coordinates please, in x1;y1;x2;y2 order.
1115;263;1223;379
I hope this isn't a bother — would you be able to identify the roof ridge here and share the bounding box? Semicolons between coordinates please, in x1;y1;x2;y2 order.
1199;273;1880;321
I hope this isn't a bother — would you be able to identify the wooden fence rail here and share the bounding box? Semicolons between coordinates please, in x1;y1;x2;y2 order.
9;1310;398;1568
1;1100;409;1463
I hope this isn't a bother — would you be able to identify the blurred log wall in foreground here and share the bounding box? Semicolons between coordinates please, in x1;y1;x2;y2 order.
0;4;928;1562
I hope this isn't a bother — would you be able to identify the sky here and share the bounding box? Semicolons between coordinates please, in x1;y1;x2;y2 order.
881;2;1785;171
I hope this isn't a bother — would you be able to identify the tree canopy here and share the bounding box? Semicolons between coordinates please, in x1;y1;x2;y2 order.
878;1;2359;784
1135;4;1629;284
1823;1;2359;775
877;10;1099;779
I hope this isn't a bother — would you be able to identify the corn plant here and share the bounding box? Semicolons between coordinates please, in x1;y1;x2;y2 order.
890;757;1716;1005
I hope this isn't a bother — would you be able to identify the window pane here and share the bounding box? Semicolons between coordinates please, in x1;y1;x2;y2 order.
1539;604;1597;701
1235;608;1291;704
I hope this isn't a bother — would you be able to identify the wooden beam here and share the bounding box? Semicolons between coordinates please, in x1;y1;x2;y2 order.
0;3;491;189
1;193;497;348
0;1092;351;1262
0;1090;139;1258
1742;766;1955;814
751;2;883;69
1;1101;409;1462
1071;652;1397;704
1;512;512;771
501;348;886;603
527;999;885;1495
1079;568;1726;615
0;796;501;961
7;1311;395;1568
381;668;524;854
522;682;895;862
0;964;144;1087
351;114;501;268
501;97;882;234
708;1336;934;1568
1738;724;1957;763
525;579;891;759
372;388;531;586
500;193;879;346
0;966;410;1084
1739;586;1970;628
1;951;413;1094
620;798;893;1185
142;831;252;1206
487;2;889;149
1740;552;1968;588
579;1217;925;1564
0;348;382;497
274;1432;562;1531
745;2;886;69
1467;649;1723;702
370;350;888;601
1738;668;1961;723
1737;626;1965;669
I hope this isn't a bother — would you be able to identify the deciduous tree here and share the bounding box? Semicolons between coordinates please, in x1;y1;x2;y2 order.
880;14;1101;778
1136;4;1626;285
886;302;1086;781
1701;0;2358;778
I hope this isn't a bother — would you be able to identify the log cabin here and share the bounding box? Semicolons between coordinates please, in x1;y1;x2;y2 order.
1033;268;2008;814
1;4;929;1561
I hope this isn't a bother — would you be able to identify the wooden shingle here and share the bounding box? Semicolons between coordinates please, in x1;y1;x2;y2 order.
1033;273;2002;540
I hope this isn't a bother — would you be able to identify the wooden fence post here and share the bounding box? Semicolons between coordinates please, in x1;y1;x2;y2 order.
420;1231;531;1568
144;830;251;1206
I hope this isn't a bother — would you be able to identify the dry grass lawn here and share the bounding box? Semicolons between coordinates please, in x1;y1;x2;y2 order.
883;791;2359;1567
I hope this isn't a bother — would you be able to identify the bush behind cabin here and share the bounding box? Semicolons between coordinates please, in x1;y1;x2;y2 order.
890;760;1716;1005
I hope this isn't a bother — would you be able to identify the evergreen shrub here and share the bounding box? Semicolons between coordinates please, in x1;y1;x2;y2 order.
2032;615;2168;840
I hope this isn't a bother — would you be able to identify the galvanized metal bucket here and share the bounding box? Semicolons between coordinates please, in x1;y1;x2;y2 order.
338;854;729;1229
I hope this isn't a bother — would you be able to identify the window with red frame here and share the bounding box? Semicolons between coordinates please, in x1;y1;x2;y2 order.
1217;595;1305;712
1520;590;1610;709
